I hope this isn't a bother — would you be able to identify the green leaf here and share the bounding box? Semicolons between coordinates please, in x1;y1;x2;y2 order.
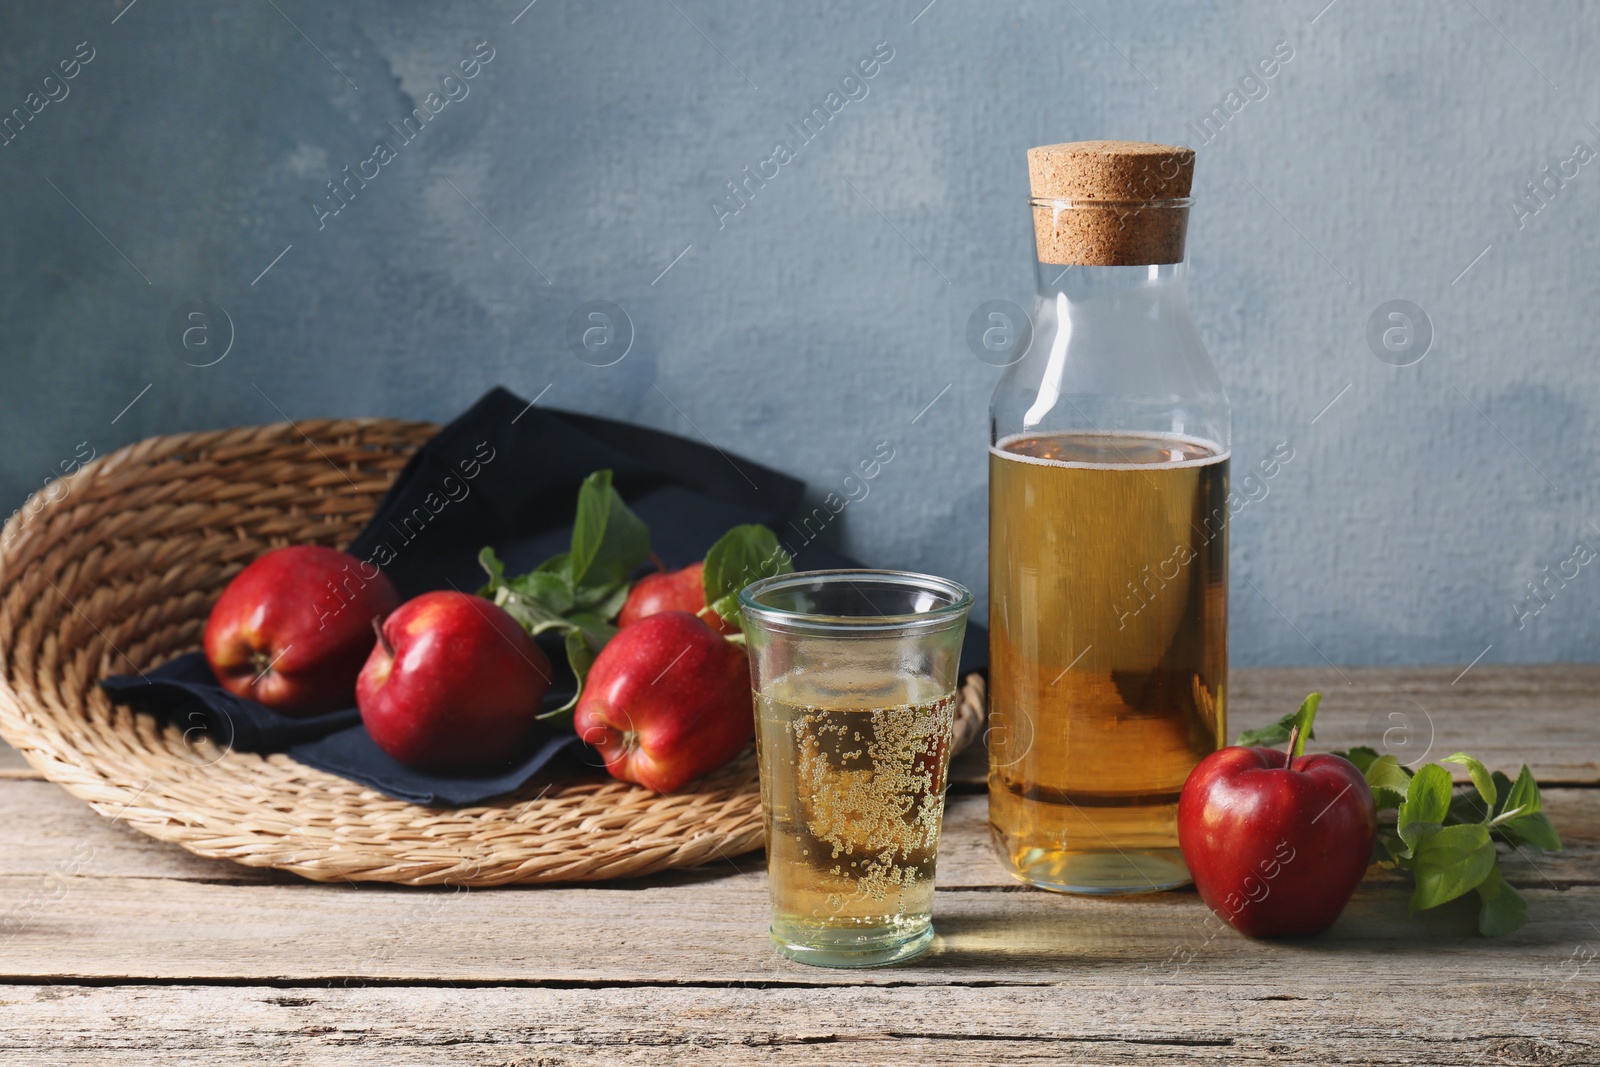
569;579;629;622
701;524;794;631
547;633;601;726
1235;714;1297;747
537;614;617;723
1340;746;1381;774
1401;762;1452;824
1398;763;1452;851
1363;754;1412;811
1489;771;1515;815
478;546;508;593
1444;753;1497;813
480;547;577;630
1355;754;1558;934
1497;812;1563;852
1502;765;1543;819
1449;789;1494;826
1410;823;1495;912
1376;791;1408;816
493;594;570;636
1287;693;1321;759
475;473;643;718
535;552;572;576
480;558;577;634
1235;692;1321;753
565;611;617;654
567;470;650;590
509;570;575;615
1474;865;1529;936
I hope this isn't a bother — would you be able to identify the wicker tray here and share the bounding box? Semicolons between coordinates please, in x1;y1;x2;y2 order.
0;419;986;886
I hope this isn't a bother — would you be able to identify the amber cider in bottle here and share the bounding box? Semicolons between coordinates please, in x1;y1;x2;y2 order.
988;431;1226;891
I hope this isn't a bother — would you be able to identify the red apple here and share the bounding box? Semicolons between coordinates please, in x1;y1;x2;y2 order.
617;562;735;634
574;610;752;793
357;591;553;773
1179;745;1376;937
204;545;400;716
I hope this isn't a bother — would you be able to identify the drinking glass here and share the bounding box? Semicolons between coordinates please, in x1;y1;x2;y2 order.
739;569;972;968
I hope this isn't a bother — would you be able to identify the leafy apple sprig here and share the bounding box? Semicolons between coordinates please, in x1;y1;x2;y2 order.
1239;694;1562;935
477;469;793;718
479;470;645;718
699;522;793;635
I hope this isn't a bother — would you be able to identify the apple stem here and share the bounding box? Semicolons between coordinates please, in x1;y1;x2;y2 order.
371;616;394;658
1284;723;1302;766
648;552;667;574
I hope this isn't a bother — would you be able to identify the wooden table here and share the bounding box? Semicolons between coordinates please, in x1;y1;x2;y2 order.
0;666;1595;1064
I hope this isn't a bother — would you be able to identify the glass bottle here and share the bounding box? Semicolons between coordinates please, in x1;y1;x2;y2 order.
987;141;1230;894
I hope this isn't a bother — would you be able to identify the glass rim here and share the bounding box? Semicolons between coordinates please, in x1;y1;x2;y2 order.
738;568;973;635
1029;196;1192;209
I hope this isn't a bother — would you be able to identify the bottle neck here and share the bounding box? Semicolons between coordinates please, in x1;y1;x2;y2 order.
1034;259;1189;305
1003;255;1222;443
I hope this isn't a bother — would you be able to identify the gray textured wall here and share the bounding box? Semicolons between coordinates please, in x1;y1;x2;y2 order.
3;1;1597;668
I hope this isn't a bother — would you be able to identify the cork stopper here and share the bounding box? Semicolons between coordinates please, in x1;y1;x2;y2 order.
1027;141;1195;266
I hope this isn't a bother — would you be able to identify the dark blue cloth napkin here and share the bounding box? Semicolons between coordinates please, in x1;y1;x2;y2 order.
98;651;586;806
100;652;362;752
101;386;986;806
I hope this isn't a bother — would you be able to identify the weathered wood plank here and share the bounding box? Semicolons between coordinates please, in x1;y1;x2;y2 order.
0;739;38;779
1229;665;1600;783
0;780;1592;890
0;859;1594;985
0;780;291;884
0;980;1593;1065
951;663;1600;787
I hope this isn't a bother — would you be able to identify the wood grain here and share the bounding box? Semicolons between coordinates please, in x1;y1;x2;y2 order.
1230;666;1600;784
0;739;38;779
945;664;1600;788
0;980;1594;1065
5;865;1596;985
